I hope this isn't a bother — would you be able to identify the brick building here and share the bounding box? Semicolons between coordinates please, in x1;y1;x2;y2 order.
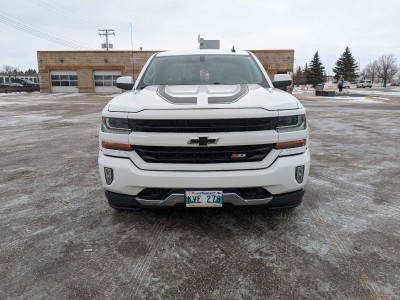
37;50;294;93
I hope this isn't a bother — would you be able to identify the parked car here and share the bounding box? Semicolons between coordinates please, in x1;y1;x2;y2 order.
10;78;39;86
356;80;372;88
1;82;24;87
342;81;351;88
390;82;400;86
98;50;310;210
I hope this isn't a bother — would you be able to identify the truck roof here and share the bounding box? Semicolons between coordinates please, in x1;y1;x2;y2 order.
156;49;250;57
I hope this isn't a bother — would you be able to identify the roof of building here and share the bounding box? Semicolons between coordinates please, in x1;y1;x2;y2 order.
156;49;251;57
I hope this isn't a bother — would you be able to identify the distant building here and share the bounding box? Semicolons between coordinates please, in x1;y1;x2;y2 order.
37;49;294;93
325;75;335;83
0;72;39;84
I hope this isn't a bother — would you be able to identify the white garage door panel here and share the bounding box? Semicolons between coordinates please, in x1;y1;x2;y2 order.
50;70;78;93
94;70;121;93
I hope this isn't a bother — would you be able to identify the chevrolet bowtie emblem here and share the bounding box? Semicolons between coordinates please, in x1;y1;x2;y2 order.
187;136;219;146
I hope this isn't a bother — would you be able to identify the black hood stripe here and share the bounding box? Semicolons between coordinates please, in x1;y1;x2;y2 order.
208;84;248;104
157;85;197;105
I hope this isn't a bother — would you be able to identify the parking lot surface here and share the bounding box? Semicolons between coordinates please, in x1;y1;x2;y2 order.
293;85;400;103
1;92;400;299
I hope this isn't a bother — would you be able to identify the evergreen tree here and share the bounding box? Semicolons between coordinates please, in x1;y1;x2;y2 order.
304;63;309;84
333;46;359;81
307;51;325;87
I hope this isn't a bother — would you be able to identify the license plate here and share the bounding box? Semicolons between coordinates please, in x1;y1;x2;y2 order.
185;191;223;207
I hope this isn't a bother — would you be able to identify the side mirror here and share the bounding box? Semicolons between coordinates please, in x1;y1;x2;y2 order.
116;76;134;90
272;74;292;88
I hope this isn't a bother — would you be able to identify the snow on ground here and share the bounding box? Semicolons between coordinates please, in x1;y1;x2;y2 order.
98;93;121;97
52;93;93;98
311;96;389;103
292;86;315;95
0;113;61;127
312;96;370;101
351;90;400;96
0;92;27;97
343;98;383;103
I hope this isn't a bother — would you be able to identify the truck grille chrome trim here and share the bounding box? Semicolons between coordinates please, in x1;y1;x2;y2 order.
134;144;272;164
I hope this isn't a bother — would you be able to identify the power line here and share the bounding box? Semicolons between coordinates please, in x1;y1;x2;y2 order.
0;15;91;49
0;14;94;50
0;11;95;49
98;29;115;51
50;0;103;29
32;0;100;31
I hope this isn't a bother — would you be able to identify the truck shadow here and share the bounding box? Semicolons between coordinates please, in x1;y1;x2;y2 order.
110;204;301;237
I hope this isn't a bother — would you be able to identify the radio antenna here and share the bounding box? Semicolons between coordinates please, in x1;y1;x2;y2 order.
130;23;134;79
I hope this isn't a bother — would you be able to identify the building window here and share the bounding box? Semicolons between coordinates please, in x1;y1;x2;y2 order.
51;75;78;87
0;77;3;84
94;75;120;87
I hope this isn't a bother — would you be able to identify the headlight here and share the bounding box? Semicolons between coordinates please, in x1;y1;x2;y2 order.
276;114;306;132
101;117;131;134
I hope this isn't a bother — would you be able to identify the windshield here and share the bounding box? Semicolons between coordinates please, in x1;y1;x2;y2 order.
139;55;268;87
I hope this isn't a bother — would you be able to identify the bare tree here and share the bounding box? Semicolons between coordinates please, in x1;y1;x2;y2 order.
362;61;379;83
376;54;399;85
293;66;306;86
0;65;21;75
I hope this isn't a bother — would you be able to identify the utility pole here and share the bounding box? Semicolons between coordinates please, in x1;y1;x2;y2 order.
98;29;115;51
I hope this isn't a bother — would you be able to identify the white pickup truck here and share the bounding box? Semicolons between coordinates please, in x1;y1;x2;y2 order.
98;50;310;210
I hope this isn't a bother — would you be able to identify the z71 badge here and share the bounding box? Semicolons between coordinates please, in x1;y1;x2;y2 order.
231;154;246;158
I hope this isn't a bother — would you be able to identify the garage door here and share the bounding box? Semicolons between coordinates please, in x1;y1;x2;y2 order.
94;70;121;93
50;71;78;93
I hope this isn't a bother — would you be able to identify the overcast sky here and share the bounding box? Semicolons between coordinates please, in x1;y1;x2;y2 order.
1;0;399;74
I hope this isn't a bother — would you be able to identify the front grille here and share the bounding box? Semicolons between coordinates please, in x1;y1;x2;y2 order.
128;118;276;133
134;144;272;164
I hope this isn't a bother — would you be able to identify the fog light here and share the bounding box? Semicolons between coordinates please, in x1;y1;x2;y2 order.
104;167;114;185
295;165;304;183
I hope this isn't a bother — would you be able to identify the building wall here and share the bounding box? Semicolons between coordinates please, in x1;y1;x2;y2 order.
38;50;157;93
37;50;294;93
249;50;294;78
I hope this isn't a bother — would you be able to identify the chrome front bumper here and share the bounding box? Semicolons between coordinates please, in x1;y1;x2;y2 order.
135;192;273;206
104;189;305;209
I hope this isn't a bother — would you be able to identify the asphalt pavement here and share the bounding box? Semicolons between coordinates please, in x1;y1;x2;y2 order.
1;92;399;299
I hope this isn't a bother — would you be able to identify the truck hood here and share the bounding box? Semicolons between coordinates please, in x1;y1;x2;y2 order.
107;84;299;112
